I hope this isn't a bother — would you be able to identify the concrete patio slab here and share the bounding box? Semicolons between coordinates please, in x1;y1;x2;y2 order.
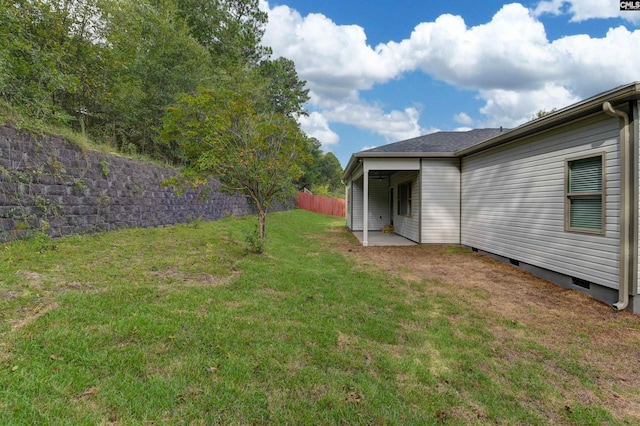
352;231;417;246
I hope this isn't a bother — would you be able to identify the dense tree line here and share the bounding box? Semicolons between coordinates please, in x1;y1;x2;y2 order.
0;0;343;196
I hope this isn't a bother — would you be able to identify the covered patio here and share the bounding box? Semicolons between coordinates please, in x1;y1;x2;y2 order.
343;128;506;247
346;158;422;246
351;231;417;247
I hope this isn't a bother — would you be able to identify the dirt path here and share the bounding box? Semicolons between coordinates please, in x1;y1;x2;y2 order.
329;228;640;422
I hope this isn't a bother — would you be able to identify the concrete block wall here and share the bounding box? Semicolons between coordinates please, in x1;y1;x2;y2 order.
0;125;270;241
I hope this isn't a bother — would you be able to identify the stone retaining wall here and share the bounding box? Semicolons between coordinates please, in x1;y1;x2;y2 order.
0;125;267;241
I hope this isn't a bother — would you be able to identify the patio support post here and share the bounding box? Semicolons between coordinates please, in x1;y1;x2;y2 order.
363;170;369;246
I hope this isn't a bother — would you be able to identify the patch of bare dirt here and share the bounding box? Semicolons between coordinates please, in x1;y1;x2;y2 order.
324;227;640;423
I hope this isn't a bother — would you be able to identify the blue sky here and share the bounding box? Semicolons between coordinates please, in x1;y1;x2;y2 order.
259;1;640;167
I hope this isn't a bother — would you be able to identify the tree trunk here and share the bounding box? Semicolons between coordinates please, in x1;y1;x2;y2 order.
258;208;267;248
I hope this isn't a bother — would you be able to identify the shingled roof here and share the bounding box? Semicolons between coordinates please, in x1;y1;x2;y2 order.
344;82;640;180
360;128;506;154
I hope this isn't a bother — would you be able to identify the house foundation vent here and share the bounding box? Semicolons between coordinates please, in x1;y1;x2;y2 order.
509;258;520;266
572;277;591;289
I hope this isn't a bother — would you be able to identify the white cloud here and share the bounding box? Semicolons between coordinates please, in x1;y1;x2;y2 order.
477;83;580;128
533;0;640;23
297;112;339;149
454;112;474;126
323;102;424;142
262;1;640;149
382;4;558;91
550;26;640;97
262;4;396;103
532;0;567;16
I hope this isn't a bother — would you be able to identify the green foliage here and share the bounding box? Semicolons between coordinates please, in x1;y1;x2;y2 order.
0;0;81;124
225;0;271;66
243;223;264;253
257;57;310;117
0;0;341;240
532;108;558;120
97;0;212;157
0;0;277;163
0;0;335;193
161;87;309;246
99;160;109;178
298;138;344;196
174;0;270;69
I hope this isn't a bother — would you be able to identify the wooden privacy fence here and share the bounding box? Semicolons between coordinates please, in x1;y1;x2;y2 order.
296;192;345;217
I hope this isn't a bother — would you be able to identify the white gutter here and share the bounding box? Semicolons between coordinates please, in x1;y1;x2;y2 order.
603;102;631;311
343;83;640;183
457;82;640;158
344;83;640;182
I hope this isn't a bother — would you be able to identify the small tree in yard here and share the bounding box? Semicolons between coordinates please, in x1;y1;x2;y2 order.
160;87;308;252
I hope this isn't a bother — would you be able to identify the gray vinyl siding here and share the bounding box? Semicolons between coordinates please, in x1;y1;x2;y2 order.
421;158;461;243
391;171;420;242
461;114;621;289
345;183;352;229
349;175;390;231
352;176;364;230
636;100;640;295
367;178;390;230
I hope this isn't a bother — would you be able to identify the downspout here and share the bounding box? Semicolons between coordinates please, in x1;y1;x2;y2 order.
459;156;463;245
419;158;423;243
363;169;369;246
603;102;631;310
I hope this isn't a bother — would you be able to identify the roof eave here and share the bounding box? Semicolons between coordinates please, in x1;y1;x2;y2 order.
343;82;640;180
456;81;640;157
342;151;457;180
342;154;358;181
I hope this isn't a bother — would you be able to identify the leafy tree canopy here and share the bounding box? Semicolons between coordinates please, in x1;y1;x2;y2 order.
1;0;345;244
532;108;557;120
173;0;270;69
257;57;310;117
0;0;272;159
98;0;212;156
297;138;344;197
160;87;309;251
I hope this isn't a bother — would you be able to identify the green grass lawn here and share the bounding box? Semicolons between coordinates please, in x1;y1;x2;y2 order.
0;210;635;424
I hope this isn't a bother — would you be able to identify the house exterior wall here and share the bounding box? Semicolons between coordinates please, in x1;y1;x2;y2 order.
367;177;390;230
345;183;352;229
346;163;362;230
351;176;364;230
391;171;420;242
347;175;389;231
421;158;461;243
461;113;622;290
635;99;640;298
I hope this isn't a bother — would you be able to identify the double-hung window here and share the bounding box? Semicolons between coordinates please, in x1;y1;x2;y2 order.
398;182;412;216
565;154;605;234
